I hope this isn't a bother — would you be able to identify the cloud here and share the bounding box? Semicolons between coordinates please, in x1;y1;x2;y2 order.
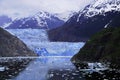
0;0;93;19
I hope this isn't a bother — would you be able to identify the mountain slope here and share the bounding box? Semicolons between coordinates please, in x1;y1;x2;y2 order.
0;28;36;57
0;15;12;27
6;11;64;29
71;27;120;68
48;0;120;42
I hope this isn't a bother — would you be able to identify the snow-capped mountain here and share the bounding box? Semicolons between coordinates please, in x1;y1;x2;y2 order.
77;0;120;18
0;15;12;28
6;11;64;29
48;0;120;42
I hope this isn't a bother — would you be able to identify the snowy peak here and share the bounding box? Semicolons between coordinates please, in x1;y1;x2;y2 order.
34;11;51;19
6;11;64;29
32;11;52;28
83;0;120;17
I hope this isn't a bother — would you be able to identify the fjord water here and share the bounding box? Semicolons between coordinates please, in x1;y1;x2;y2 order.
0;57;85;80
1;57;120;80
14;57;85;80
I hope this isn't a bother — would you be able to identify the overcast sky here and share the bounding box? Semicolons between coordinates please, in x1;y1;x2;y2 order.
0;0;93;18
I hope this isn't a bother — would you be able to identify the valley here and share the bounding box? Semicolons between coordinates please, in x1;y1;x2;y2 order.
0;0;120;80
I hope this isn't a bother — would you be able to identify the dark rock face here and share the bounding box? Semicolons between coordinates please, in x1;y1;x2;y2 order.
71;27;120;68
0;28;36;57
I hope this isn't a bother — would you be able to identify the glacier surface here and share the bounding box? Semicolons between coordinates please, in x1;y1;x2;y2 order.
7;29;84;56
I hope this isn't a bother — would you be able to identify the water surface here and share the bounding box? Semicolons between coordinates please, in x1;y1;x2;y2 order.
0;57;120;80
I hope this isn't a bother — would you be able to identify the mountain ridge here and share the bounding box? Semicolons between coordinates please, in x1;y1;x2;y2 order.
48;0;120;42
5;11;65;29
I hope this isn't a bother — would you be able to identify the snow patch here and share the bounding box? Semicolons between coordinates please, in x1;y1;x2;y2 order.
83;0;120;17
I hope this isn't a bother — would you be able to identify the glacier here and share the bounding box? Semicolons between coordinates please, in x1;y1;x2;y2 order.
6;29;84;56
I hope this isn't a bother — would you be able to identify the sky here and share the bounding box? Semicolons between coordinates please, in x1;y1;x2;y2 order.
0;0;93;19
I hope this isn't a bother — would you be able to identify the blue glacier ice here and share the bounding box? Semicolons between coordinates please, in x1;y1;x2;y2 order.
7;29;85;56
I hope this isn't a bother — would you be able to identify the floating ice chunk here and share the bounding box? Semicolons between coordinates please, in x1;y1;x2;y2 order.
0;67;5;71
49;73;54;78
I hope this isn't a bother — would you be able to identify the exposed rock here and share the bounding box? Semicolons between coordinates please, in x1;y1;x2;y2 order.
0;28;36;57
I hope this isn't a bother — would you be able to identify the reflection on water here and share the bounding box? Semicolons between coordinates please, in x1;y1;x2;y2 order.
0;57;120;80
14;57;80;80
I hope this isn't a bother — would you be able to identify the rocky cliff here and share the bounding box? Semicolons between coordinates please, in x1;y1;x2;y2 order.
0;28;36;57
